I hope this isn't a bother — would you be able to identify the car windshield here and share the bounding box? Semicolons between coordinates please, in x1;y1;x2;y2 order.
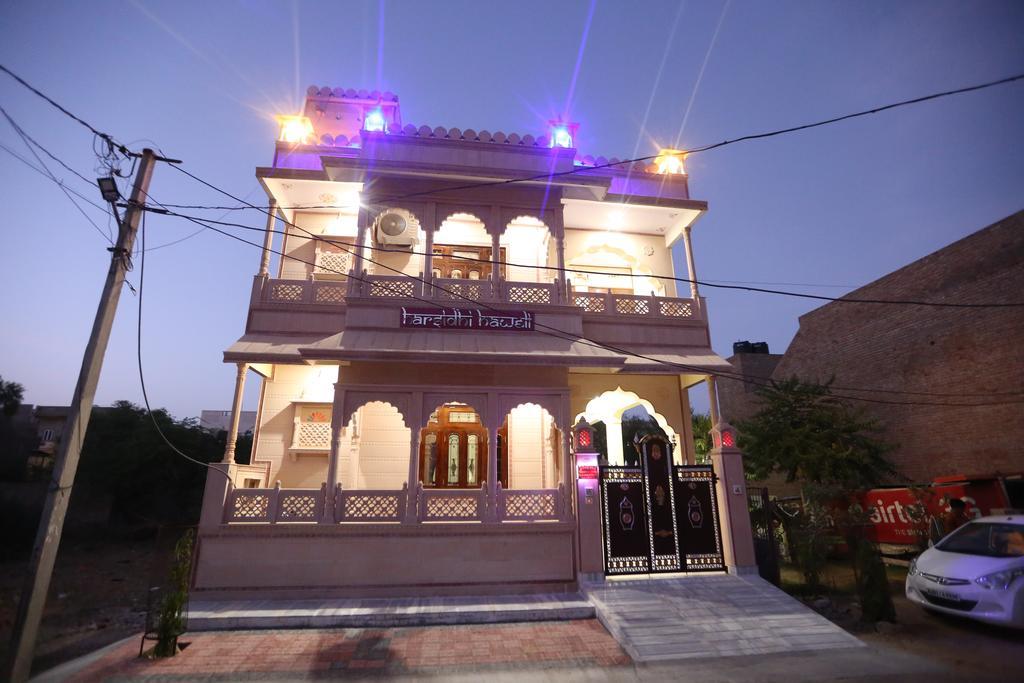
937;521;1024;558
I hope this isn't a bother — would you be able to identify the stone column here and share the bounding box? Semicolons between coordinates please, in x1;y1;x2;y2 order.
258;199;278;276
707;375;721;429
322;382;346;523
486;392;500;522
422;219;435;298
678;377;697;465
681;224;700;300
555;234;567;302
222;363;249;464
490;228;501;293
405;392;423;523
348;208;371;295
605;416;624;465
709;422;758;574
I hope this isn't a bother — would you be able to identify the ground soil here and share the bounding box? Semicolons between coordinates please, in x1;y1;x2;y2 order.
0;531;176;677
783;561;1024;682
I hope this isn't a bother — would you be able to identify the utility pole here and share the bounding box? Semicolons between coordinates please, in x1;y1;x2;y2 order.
5;149;157;682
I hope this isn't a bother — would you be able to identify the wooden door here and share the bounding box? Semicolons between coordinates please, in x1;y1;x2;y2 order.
419;409;489;488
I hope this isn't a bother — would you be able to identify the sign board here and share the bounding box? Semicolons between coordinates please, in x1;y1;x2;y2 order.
400;307;534;331
577;465;599;480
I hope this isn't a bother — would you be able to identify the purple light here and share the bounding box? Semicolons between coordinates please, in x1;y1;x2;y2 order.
551;126;573;148
364;109;386;133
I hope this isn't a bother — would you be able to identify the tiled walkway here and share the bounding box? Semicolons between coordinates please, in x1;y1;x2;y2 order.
584;573;864;662
59;620;630;681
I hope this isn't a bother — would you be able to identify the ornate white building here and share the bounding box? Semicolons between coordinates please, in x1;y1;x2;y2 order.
195;87;755;599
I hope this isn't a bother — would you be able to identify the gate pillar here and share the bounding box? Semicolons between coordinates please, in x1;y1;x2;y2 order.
572;420;603;576
710;421;758;574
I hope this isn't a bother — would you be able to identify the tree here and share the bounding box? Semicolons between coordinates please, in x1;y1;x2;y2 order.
738;378;897;620
691;410;712;464
737;377;895;490
77;401;225;525
0;376;25;417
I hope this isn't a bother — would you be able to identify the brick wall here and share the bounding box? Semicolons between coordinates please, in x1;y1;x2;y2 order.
768;210;1024;485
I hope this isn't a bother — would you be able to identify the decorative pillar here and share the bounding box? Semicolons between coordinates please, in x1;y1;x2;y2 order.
258;199;278;277
421;213;435;298
486;392;500;522
605;416;624;465
322;382;347;523
490;228;501;293
222;363;249;464
681;224;700;300
349;208;371;295
555;234;567;302
572;419;602;574
707;375;721;428
405;392;423;523
678;376;697;465
709;421;757;574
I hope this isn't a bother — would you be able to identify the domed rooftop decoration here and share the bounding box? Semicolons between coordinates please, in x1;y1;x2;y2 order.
294;86;680;176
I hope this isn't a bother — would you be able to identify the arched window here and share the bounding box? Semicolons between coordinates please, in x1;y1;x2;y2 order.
468;270;480;280
450;269;463;279
424;433;438;485
447;434;460;482
467;434;479;485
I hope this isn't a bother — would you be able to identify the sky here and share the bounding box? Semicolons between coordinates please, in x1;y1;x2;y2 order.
0;0;1022;420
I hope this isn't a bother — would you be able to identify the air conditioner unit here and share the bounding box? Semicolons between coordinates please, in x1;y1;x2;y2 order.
374;210;418;247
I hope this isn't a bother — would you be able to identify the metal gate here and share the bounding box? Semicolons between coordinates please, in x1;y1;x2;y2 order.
599;435;725;576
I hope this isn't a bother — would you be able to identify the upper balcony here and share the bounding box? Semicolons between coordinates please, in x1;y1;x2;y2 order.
228;88;727;376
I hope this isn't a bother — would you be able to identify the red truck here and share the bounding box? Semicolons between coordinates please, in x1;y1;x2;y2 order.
859;473;1023;551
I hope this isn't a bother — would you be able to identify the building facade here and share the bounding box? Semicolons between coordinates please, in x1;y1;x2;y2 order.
758;211;1024;488
194;87;755;599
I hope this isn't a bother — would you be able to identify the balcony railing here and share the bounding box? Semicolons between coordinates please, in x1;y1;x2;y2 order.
222;482;568;525
254;273;702;322
291;420;332;451
224;483;326;524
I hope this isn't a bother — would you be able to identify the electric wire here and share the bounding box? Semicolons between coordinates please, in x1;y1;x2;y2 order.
158;199;1024;310
0;141;109;214
188;71;1024;207
139;191;1024;407
0;106;114;244
142;177;1024;401
6;62;1023;400
136;207;233;478
5;58;1021;204
6;60;1021;303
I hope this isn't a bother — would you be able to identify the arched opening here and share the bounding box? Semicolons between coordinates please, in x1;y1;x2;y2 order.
566;238;665;296
342;401;410;489
577;389;680;466
499;403;562;489
504;216;554;283
433;213;498;281
418;402;488;488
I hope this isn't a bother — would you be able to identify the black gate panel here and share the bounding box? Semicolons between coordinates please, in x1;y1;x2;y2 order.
672;466;726;572
640;438;682;572
599;467;651;575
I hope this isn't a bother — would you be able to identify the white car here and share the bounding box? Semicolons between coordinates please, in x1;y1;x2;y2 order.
906;514;1024;628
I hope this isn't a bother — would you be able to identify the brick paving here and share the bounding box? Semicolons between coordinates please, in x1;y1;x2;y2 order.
68;620;630;680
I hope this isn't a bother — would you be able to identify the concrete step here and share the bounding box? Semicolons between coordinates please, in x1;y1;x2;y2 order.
187;593;595;631
583;573;864;663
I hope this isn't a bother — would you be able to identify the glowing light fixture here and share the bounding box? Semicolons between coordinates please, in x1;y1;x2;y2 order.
655;148;686;175
548;119;578;149
276;115;314;144
363;109;387;133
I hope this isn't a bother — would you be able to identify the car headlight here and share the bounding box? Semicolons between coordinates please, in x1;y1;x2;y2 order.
974;568;1024;591
908;558;918;576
